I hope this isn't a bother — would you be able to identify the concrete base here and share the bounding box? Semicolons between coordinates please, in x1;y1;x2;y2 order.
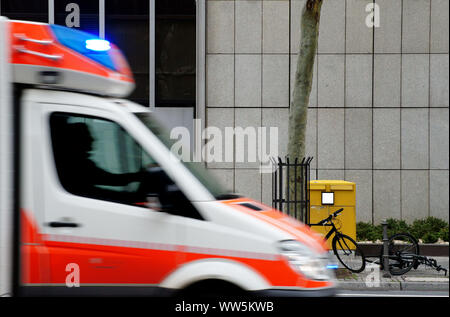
359;243;449;257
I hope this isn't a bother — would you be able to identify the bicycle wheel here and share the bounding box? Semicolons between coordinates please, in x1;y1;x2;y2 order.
385;232;420;276
332;234;366;273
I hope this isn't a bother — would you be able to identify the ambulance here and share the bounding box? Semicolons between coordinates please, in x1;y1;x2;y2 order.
0;18;336;297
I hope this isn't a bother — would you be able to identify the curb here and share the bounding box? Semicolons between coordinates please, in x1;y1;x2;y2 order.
337;279;449;292
337;280;401;291
401;281;449;291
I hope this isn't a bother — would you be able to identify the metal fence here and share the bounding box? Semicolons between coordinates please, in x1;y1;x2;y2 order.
271;157;313;224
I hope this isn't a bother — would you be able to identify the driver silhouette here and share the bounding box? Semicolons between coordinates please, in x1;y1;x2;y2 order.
51;118;145;204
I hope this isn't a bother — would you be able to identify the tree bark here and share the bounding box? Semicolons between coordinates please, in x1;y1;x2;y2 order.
287;0;323;218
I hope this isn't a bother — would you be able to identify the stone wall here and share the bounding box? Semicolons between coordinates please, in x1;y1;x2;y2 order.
204;0;449;223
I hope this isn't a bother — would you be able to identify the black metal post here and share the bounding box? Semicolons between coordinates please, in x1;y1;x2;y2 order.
382;220;391;278
272;158;277;210
286;157;290;217
294;158;298;220
278;157;283;213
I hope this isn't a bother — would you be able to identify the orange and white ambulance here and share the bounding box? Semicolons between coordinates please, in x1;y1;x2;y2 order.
0;18;336;297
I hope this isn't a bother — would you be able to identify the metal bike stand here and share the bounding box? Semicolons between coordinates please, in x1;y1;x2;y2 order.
271;156;312;222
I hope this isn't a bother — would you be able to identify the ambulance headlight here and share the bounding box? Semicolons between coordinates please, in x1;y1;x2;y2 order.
278;240;332;281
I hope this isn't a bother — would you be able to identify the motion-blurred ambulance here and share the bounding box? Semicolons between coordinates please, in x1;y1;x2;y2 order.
0;18;336;297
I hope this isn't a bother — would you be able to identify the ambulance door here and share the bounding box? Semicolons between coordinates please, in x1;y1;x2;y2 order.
34;100;185;295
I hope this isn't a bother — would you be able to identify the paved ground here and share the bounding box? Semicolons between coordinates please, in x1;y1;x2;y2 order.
334;255;449;292
336;290;449;297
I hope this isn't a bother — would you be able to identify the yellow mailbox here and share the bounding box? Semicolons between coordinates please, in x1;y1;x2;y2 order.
309;180;356;249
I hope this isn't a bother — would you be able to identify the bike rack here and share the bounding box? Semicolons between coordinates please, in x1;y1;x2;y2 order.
271;156;312;223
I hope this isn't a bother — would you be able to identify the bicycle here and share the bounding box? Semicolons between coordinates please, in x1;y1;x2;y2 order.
366;232;420;276
367;231;447;276
311;209;444;276
311;208;366;273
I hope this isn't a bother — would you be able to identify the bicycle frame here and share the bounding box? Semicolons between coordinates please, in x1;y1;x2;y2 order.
309;207;346;243
311;222;339;242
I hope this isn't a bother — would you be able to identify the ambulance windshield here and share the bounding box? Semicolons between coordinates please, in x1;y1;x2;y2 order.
135;112;238;200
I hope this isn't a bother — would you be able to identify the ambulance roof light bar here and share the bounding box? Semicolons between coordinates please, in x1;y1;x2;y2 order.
49;24;117;71
9;20;135;97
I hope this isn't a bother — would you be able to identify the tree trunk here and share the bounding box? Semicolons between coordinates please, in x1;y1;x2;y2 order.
287;0;323;218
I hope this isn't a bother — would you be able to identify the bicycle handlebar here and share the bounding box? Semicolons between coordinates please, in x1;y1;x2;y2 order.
315;208;345;226
333;208;344;217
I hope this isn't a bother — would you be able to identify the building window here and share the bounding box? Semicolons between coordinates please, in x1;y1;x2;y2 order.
106;0;150;105
155;0;196;108
1;0;48;23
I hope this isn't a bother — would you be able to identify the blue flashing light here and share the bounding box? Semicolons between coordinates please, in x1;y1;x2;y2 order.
49;24;117;71
327;264;339;270
86;39;111;52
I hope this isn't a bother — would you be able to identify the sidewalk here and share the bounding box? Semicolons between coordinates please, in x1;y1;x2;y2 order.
335;256;449;292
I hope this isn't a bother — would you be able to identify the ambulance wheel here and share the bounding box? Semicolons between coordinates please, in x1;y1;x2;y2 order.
177;279;247;297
